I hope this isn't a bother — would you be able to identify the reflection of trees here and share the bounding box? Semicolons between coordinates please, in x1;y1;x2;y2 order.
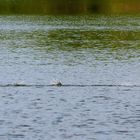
0;0;140;14
32;28;140;61
46;29;140;49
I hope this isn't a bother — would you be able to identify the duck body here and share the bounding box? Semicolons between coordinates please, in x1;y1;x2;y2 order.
52;81;62;86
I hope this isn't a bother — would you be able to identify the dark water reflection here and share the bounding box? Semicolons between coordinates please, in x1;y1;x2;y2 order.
0;15;140;140
0;0;140;14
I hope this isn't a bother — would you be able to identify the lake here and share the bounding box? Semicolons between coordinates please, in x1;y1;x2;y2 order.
0;15;140;140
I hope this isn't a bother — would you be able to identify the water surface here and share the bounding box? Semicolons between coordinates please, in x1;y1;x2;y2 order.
0;15;140;140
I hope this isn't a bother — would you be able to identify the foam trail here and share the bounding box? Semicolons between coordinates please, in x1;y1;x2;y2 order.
0;84;139;87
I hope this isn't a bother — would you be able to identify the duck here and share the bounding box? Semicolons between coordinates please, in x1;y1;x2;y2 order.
51;80;62;86
14;81;26;86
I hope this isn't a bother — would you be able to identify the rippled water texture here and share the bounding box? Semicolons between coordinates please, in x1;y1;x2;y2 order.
0;15;140;140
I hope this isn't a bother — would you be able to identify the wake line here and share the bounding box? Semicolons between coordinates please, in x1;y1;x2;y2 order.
0;84;139;87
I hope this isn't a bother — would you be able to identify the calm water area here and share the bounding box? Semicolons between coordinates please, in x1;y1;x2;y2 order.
0;15;140;140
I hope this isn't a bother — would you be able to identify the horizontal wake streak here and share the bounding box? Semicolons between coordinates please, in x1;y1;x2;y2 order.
0;84;139;87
